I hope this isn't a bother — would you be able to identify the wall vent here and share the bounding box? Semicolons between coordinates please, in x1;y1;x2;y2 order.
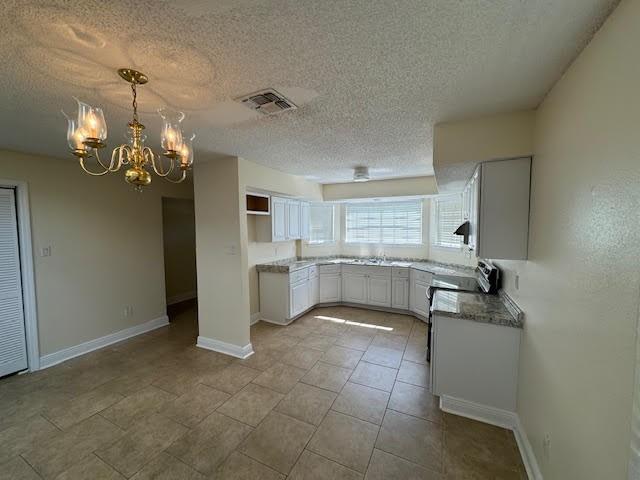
235;89;297;116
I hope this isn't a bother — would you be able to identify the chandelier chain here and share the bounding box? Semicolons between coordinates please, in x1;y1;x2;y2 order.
131;83;138;122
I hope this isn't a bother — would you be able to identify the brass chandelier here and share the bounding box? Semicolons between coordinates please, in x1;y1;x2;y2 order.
65;68;194;190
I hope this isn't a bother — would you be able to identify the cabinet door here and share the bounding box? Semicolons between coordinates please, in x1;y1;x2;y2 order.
290;281;309;318
300;202;310;241
367;275;392;307
309;276;319;307
271;197;287;242
468;167;480;253
391;278;409;310
342;273;367;304
319;274;341;303
287;200;301;239
411;280;429;317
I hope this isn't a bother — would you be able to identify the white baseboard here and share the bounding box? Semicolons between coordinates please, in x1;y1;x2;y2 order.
197;335;254;359
440;395;542;480
513;416;544;480
167;290;197;306
440;395;517;429
250;312;261;325
39;315;169;370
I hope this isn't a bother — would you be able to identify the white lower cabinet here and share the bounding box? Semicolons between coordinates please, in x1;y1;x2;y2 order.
367;275;392;307
431;314;521;412
290;280;309;318
341;266;392;308
319;274;341;303
342;273;367;304
260;264;434;325
309;271;319;306
392;278;409;309
409;269;432;318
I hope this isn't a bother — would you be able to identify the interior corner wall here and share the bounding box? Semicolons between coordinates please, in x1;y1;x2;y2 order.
194;155;250;348
493;0;640;477
0;149;193;358
238;157;323;316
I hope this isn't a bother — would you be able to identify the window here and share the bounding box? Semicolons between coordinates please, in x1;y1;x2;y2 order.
345;201;422;245
432;195;463;249
308;203;335;244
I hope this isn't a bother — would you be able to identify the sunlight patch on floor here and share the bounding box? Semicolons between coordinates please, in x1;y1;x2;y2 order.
312;315;393;331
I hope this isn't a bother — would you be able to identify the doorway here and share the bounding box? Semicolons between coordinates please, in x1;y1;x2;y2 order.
161;197;197;320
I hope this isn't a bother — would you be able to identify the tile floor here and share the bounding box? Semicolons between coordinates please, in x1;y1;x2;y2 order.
0;302;526;479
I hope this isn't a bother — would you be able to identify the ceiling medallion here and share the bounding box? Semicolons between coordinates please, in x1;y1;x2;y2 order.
64;68;194;190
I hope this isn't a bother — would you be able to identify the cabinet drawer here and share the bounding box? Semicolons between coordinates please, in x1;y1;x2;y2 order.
308;265;319;278
319;264;341;274
392;267;409;278
290;267;309;284
410;268;432;283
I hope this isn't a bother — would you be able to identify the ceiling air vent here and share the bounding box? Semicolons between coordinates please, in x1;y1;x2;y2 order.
235;89;298;116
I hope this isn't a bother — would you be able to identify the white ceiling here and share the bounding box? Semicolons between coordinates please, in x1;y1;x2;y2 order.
0;0;618;183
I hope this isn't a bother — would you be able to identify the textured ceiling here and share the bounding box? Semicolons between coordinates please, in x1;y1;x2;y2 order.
0;0;618;183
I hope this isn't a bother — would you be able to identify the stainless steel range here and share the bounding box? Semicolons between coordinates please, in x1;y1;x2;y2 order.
425;260;500;361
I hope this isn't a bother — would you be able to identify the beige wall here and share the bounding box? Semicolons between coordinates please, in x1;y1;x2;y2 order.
194;155;250;347
323;176;438;201
493;1;640;477
433;110;535;192
162;197;197;303
0;149;193;357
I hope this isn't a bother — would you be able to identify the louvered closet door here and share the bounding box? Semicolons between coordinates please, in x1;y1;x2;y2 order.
0;188;27;376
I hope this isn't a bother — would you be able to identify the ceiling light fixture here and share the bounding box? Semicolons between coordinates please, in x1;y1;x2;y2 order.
64;68;194;190
353;166;370;182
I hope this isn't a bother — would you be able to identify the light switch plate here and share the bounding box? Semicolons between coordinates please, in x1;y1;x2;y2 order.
40;246;51;257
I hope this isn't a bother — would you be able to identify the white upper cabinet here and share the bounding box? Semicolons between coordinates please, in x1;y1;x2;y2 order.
287;200;301;239
300;201;310;241
256;196;310;242
466;157;531;260
271;196;287;242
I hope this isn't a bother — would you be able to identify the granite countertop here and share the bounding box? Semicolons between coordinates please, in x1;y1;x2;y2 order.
255;256;475;276
431;290;523;329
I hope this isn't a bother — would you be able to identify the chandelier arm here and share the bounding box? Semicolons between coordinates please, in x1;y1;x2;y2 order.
93;147;121;172
163;169;187;184
110;146;129;171
78;156;111;176
148;148;175;177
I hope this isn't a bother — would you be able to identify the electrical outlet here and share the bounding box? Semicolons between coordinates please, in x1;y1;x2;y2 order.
542;433;551;462
123;306;134;318
515;274;520;290
40;246;51;257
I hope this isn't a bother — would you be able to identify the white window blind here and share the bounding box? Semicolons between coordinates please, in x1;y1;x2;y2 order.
309;204;335;244
433;195;463;249
345;201;422;245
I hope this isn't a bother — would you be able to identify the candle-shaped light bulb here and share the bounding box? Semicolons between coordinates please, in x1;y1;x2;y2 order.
66;117;87;151
75;98;107;142
87;111;98;138
158;108;185;154
179;133;195;169
166;128;177;150
73;127;87;149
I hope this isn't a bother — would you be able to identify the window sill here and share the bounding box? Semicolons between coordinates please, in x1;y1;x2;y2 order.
344;242;424;247
431;244;463;252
